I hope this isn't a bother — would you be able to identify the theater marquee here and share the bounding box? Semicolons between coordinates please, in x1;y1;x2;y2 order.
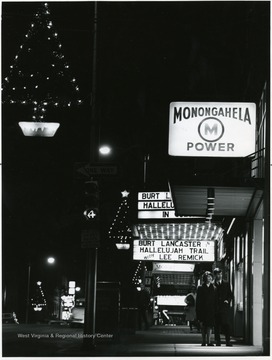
133;239;215;262
168;102;256;157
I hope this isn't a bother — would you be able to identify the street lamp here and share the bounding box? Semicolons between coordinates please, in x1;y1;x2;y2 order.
98;144;149;186
25;256;56;323
47;257;55;264
99;145;112;156
82;1;98;350
99;144;148;252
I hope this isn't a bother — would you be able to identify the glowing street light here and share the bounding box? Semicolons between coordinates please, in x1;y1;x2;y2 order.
47;257;55;264
99;145;112;156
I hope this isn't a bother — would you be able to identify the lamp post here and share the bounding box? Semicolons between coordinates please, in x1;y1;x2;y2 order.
82;1;98;350
25;262;31;324
81;0;140;338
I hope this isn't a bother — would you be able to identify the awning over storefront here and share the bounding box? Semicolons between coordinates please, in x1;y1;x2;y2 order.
168;185;263;218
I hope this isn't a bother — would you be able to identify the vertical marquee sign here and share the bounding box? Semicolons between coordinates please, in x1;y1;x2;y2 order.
138;191;177;219
168;102;256;157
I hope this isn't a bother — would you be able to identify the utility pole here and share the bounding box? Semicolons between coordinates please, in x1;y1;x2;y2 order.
83;1;98;349
25;262;31;323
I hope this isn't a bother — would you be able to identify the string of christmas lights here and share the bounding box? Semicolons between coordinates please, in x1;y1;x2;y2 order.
2;2;82;122
108;190;133;248
132;261;147;285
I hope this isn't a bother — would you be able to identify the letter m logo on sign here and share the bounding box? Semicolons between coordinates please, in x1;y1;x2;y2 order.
198;118;224;142
205;123;218;135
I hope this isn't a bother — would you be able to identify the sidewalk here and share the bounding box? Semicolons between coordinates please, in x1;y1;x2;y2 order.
56;326;264;357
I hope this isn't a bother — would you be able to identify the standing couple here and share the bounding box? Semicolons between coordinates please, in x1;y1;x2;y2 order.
196;268;233;347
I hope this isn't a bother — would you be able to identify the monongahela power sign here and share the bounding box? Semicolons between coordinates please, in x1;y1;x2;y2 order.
168;102;256;157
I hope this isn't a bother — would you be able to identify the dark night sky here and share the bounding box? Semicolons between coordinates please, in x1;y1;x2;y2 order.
1;1;270;313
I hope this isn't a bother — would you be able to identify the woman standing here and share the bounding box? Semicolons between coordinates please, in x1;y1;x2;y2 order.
184;286;197;332
196;271;216;346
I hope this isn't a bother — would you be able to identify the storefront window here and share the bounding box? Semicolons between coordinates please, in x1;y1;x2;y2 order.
236;263;244;312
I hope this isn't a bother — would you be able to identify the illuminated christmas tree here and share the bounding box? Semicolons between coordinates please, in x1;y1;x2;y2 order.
108;190;133;250
2;2;82;136
31;282;47;312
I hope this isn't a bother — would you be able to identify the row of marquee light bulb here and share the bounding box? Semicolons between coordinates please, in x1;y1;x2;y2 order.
138;223;223;241
2;2;82;110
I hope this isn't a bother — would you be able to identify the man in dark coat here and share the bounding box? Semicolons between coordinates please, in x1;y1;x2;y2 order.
136;284;150;330
213;268;233;346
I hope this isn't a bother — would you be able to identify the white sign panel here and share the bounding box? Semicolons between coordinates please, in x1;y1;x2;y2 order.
138;192;172;201
168;102;256;157
156;295;186;306
133;239;214;262
138;210;177;219
153;262;195;272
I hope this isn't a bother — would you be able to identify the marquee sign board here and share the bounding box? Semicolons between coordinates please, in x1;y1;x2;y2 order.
153;262;195;272
138;191;206;220
133;239;215;262
168;102;256;157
